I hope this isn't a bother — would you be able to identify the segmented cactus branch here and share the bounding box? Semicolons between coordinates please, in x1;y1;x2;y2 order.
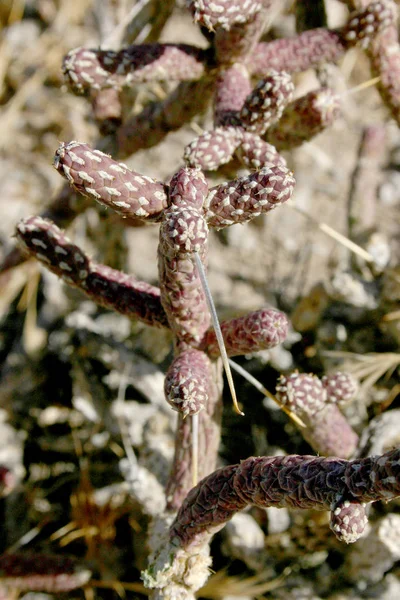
170;448;400;549
54;141;168;222
63;44;207;95
15;217;169;329
204;164;295;228
201;308;289;358
276;372;358;458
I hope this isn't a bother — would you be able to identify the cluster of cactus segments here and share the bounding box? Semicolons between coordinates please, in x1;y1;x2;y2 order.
8;0;400;596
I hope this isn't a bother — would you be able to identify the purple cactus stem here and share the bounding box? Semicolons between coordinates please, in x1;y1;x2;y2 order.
276;372;358;458
187;0;262;30
267;88;341;150
276;372;327;416
248;1;396;76
214;63;252;126
369;23;400;124
54;141;168;221
164;349;212;416
322;371;359;406
248;30;347;76
214;7;269;65
0;553;91;592
15;216;169;329
239;70;294;135
184;127;242;171
237;132;287;169
202;308;289;358
158;203;210;347
204;164;295;228
168;166;209;209
63;44;206;94
170;448;400;549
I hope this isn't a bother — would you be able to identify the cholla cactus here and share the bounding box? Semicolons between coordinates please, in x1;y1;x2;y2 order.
1;0;398;275
6;2;400;597
16;138;294;513
276;371;359;458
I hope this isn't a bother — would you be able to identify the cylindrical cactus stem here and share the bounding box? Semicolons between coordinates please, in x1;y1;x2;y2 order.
275;372;358;458
248;29;347;76
339;0;397;50
214;63;252;126
116;76;216;159
164;349;212;416
0;553;91;592
266;88;341;151
214;8;269;65
247;0;396;76
15;217;169;329
165;359;222;511
321;371;359;406
236;132;287;169
63;44;207;95
158;167;211;347
184;127;242;171
201;308;289;358
239;70;294;135
368;24;400;124
204;163;295;229
187;0;263;31
54;141;168;222
169;448;400;550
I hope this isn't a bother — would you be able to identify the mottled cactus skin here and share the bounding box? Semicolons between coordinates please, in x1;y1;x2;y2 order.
322;371;359;406
239;70;294;135
170;448;400;549
187;0;263;30
214;63;252;126
63;44;206;94
276;372;358;458
202;308;289;357
267;88;341;150
158;167;210;348
204;164;295;228
16;217;169;329
164;349;213;416
54;142;168;222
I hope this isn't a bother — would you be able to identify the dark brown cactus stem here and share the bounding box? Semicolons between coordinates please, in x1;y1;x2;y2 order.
170;448;400;549
15;216;169;329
